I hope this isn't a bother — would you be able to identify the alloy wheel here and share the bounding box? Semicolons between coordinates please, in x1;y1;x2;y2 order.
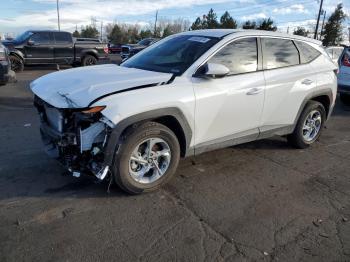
128;138;171;184
302;110;322;142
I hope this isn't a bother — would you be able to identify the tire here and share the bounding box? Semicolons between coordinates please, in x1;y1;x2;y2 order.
113;122;180;194
287;101;326;149
9;55;24;72
340;93;350;106
81;55;97;66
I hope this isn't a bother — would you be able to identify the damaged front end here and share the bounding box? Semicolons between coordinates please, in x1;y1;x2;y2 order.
34;95;113;180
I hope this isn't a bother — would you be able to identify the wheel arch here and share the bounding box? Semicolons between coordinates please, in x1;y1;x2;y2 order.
103;108;193;168
80;50;98;60
9;50;24;61
293;90;333;129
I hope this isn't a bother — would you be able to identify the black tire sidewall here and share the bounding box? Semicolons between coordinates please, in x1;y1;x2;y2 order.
9;55;24;72
82;55;97;66
113;122;180;194
295;101;326;147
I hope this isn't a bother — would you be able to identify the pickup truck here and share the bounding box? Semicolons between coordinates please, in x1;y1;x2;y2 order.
2;30;108;72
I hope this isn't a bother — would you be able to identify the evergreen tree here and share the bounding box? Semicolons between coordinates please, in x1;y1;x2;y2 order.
205;8;219;29
220;11;237;29
72;30;80;37
257;18;277;31
242;20;257;29
322;4;347;46
80;25;99;38
191;17;203;30
293;27;309;37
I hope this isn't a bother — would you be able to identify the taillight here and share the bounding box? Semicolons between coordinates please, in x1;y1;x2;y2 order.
342;54;350;67
103;46;109;54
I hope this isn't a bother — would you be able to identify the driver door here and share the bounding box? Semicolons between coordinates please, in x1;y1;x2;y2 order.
24;32;54;64
192;37;265;149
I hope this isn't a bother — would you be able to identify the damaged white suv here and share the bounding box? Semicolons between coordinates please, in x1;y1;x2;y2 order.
31;30;337;194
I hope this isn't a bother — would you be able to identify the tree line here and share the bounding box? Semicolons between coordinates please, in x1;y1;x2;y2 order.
73;5;346;47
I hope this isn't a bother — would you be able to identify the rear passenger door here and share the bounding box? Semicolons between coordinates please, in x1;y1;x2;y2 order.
53;32;74;64
260;37;318;133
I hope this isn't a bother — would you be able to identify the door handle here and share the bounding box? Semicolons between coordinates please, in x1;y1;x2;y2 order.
246;87;263;95
302;79;313;85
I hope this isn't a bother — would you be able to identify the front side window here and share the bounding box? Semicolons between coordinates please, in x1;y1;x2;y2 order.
263;38;300;69
122;35;220;75
208;38;258;75
296;41;321;63
29;32;51;45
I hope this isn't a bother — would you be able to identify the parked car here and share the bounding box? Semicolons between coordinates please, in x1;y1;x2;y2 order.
30;29;337;194
337;46;350;104
0;43;15;85
108;43;122;54
121;38;159;60
326;46;344;64
2;30;108;72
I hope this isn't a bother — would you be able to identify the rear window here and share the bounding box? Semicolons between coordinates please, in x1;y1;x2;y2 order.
263;38;300;69
54;32;72;44
295;41;321;63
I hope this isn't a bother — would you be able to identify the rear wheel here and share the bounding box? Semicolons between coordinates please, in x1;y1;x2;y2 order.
81;55;97;66
113;122;180;194
288;101;326;149
9;55;24;72
340;93;350;106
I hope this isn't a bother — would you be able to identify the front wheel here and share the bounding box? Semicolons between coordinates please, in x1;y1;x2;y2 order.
287;101;326;149
113;122;180;194
9;55;24;72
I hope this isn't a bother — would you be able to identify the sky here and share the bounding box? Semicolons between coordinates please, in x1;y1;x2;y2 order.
0;0;349;36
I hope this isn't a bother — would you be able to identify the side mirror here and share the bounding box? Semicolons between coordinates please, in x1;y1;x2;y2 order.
195;63;230;78
27;40;35;46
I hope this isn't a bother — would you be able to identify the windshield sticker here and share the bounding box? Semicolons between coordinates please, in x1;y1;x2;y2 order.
188;36;210;43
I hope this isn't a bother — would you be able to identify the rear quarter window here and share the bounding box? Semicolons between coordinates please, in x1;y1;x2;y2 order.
295;41;321;63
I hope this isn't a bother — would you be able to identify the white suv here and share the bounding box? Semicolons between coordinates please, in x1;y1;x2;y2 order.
31;29;337;194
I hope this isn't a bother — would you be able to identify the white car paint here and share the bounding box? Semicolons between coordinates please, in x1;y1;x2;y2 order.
31;29;337;151
30;64;172;108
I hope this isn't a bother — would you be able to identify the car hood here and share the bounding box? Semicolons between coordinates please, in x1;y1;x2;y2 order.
30;64;173;108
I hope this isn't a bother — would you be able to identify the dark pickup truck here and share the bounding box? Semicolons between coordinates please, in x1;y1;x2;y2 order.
2;30;108;72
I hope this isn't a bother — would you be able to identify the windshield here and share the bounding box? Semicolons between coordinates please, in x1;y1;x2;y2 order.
15;31;33;42
122;35;219;75
138;39;153;46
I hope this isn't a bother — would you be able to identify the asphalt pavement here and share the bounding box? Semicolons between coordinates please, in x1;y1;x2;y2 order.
1;61;350;262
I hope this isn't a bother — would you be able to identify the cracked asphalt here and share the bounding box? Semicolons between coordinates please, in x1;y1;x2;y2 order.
1;62;350;262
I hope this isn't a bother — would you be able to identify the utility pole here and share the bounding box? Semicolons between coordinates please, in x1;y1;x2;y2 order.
154;10;158;37
287;26;289;34
56;0;61;31
100;21;103;41
320;10;326;41
314;0;323;39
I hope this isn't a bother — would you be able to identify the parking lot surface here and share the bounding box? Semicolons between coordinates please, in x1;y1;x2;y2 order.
1;64;350;262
